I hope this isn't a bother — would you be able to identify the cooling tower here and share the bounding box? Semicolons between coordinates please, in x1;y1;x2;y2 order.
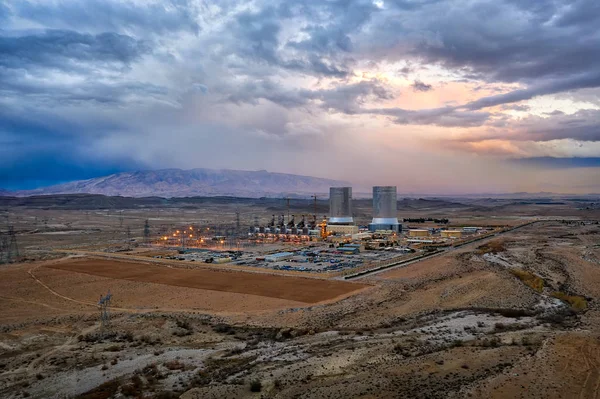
328;187;354;224
369;186;402;232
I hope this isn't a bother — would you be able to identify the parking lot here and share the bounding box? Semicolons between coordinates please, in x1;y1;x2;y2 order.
154;245;413;273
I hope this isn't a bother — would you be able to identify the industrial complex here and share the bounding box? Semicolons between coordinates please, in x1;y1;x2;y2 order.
148;186;504;276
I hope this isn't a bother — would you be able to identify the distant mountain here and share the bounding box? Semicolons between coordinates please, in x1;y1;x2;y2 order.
0;189;11;196
15;168;350;198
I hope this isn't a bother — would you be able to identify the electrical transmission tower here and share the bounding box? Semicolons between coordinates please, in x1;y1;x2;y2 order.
7;226;18;261
98;290;112;330
126;225;131;250
0;227;19;264
0;235;7;264
143;219;150;244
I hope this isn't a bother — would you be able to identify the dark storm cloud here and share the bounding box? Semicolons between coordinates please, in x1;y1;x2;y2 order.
0;148;142;190
386;0;446;10
0;106;141;189
555;0;600;29
286;0;378;55
461;71;600;111
406;0;600;84
0;104;124;146
314;80;396;114
0;30;150;71
506;110;600;142
225;78;394;114
1;74;168;105
9;0;200;34
369;106;490;127
227;6;281;65
501;104;530;112
511;157;600;169
411;80;433;92
221;3;357;78
0;29;164;105
449;109;600;143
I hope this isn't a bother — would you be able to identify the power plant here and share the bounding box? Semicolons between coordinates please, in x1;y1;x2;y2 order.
369;186;402;232
325;186;402;235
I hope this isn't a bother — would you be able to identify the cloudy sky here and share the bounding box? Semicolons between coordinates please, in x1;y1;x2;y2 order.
1;0;599;193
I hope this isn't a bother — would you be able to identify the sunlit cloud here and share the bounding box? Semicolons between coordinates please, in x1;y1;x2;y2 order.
0;0;599;193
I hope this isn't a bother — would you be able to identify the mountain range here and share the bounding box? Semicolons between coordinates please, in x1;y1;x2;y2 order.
8;168;350;198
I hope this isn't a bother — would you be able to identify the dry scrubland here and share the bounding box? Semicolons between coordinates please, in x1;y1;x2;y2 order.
0;199;599;398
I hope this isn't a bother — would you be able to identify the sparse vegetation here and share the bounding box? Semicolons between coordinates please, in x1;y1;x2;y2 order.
551;292;588;311
164;360;185;371
477;240;506;254
510;269;544;292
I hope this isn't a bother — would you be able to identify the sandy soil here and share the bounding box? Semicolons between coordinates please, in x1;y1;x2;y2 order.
468;332;600;399
46;258;369;303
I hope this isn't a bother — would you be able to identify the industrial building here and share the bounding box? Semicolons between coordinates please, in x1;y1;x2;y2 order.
369;186;402;232
327;224;359;235
408;229;429;237
463;227;480;233
265;252;294;262
441;230;462;238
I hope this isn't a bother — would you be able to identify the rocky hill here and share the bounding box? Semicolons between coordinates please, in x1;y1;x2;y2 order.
16;168;350;198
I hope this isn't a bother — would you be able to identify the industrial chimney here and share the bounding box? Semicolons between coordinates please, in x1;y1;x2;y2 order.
369;186;401;232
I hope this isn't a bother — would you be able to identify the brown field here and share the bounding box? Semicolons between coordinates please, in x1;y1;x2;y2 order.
46;258;369;303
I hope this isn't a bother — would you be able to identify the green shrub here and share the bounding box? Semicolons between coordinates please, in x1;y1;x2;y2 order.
551;292;588;311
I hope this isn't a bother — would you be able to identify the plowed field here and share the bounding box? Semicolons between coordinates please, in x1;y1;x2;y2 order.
47;258;369;303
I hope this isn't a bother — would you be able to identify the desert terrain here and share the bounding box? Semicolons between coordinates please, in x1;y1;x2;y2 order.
0;195;599;398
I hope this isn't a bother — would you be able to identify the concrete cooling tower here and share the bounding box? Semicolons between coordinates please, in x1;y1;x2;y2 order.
369;186;402;232
328;187;354;224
